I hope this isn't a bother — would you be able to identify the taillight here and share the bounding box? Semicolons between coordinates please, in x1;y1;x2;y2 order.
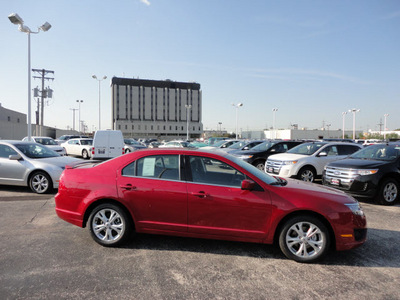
92;147;95;155
122;149;125;155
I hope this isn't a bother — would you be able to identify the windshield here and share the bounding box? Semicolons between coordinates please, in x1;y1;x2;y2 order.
15;143;60;158
350;144;399;161
35;138;58;146
287;142;327;155
228;141;247;149
212;140;229;147
251;141;276;151
228;154;278;185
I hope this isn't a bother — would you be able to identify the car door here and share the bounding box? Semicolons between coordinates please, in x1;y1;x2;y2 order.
314;145;341;175
116;154;188;233
0;145;27;185
186;155;272;239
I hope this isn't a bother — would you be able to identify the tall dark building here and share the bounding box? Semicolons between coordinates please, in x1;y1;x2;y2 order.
111;77;203;139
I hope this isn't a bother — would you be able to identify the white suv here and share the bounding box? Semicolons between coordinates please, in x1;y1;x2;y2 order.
265;142;362;182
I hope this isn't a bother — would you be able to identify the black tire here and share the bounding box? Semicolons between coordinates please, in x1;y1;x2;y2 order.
297;167;316;182
29;171;53;194
63;148;68;155
82;149;89;159
279;215;330;263
377;178;399;205
88;203;133;247
253;160;266;171
125;149;131;153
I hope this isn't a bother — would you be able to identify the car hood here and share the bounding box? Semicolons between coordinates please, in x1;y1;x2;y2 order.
327;158;391;169
272;178;357;205
32;156;81;167
268;153;308;161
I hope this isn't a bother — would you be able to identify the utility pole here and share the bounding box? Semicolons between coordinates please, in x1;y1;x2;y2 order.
377;118;383;135
33;68;54;135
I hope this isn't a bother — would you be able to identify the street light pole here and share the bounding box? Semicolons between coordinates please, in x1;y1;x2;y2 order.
185;104;192;141
92;75;107;131
272;108;278;139
384;114;389;140
232;103;243;139
70;108;78;131
76;100;83;133
342;112;347;139
348;108;360;140
8;13;51;141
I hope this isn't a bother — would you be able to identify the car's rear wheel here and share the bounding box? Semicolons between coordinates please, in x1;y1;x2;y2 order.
88;203;133;247
125;149;131;153
297;167;316;182
29;171;52;194
279;215;330;263
82;149;89;159
253;160;266;171
377;178;399;205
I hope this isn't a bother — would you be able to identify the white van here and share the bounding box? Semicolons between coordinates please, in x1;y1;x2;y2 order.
91;130;124;160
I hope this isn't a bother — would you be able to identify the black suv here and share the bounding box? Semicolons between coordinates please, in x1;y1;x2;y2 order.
323;143;400;205
231;140;304;170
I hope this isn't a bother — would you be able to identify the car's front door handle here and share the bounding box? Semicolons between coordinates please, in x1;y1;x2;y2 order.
120;184;136;191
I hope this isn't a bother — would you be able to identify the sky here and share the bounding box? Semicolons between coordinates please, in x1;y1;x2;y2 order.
1;0;399;134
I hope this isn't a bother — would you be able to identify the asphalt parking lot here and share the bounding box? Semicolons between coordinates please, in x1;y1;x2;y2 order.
0;186;399;300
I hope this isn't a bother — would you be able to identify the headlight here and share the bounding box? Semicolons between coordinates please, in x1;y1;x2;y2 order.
352;169;378;176
238;155;253;159
282;160;297;165
345;203;365;216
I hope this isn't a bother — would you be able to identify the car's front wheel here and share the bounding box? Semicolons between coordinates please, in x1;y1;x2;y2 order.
88;203;133;247
297;167;316;182
29;171;52;194
253;160;266;171
279;215;330;263
377;178;399;205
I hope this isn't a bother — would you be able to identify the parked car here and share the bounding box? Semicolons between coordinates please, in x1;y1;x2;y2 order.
232;140;303;170
61;138;93;159
222;140;264;153
124;138;147;153
201;139;239;150
323;143;400;205
22;136;66;156
55;135;88;145
265;142;362;182
92;130;124;160
55;148;367;263
0;140;80;193
158;141;193;148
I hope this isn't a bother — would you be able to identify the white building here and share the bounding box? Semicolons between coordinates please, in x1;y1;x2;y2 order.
242;129;363;140
111;77;203;140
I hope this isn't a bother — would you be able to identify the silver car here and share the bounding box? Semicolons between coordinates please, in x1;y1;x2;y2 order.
0;140;80;194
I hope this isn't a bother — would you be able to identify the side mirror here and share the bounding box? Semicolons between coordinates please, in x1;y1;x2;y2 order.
9;154;22;161
241;179;256;190
318;151;327;157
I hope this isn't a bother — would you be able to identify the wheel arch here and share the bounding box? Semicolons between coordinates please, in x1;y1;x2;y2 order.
297;164;317;175
27;169;54;188
378;172;400;187
82;198;135;229
273;210;336;250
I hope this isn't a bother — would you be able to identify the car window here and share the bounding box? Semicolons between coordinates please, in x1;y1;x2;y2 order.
189;156;246;187
288;143;326;155
0;145;18;158
337;145;361;155
123;155;180;180
323;145;338;156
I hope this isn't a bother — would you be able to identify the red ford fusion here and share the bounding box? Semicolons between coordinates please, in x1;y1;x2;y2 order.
55;148;367;263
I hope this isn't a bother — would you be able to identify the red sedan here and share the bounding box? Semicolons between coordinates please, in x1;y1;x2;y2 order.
55;149;367;263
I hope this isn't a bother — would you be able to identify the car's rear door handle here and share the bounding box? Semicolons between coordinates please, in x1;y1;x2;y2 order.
191;191;208;198
120;184;136;190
